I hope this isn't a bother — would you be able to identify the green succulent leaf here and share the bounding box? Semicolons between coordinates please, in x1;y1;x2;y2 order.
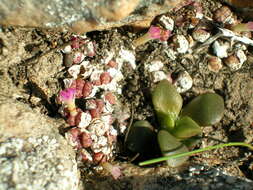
158;130;189;167
181;93;224;126
171;116;202;139
125;121;156;154
152;80;183;130
181;136;201;148
156;111;175;131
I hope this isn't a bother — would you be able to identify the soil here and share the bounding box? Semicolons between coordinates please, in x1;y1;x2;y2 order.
1;0;253;189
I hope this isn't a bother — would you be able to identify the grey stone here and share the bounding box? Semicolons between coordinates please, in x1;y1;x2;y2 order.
0;99;81;190
86;164;253;190
0;0;184;33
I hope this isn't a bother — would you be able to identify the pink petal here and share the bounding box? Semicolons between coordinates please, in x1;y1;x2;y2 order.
148;26;162;39
59;88;76;103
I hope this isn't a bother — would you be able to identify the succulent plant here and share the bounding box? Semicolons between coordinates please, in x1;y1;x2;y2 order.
132;80;227;167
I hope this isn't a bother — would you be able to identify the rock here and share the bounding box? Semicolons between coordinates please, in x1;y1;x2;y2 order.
0;0;185;33
221;0;253;20
84;163;253;190
26;51;63;100
0;99;81;190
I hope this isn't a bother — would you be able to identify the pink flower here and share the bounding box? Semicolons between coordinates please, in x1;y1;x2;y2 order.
59;88;78;117
101;162;122;180
148;26;171;41
148;26;162;39
133;25;171;47
59;88;76;103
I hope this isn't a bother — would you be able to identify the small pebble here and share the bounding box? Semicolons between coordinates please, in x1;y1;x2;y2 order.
173;35;189;54
145;60;164;72
224;49;247;71
212;40;230;58
213;6;234;24
207;56;223;73
174;71;193;93
192;29;210;43
224;54;241;71
151;71;167;83
159;15;174;31
73;52;85;64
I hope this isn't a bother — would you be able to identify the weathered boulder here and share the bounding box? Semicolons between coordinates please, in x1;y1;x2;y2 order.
0;99;81;190
0;0;184;33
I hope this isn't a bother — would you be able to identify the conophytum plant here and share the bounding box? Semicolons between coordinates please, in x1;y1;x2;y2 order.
125;80;253;167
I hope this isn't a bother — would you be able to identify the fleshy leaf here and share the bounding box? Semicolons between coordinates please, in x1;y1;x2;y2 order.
181;93;224;126
158;130;189;167
125;121;156;154
171;116;202;139
181;136;201;148
152;80;183;130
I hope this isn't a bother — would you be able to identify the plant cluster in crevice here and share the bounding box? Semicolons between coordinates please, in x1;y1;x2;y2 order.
125;80;253;167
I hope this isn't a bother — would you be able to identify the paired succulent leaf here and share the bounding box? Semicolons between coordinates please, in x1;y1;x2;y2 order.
171;116;202;139
125;121;156;154
158;130;189;167
181;93;224;126
152;80;183;130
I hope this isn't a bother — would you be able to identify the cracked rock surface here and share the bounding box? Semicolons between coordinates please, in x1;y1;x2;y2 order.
0;99;80;190
0;0;184;33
